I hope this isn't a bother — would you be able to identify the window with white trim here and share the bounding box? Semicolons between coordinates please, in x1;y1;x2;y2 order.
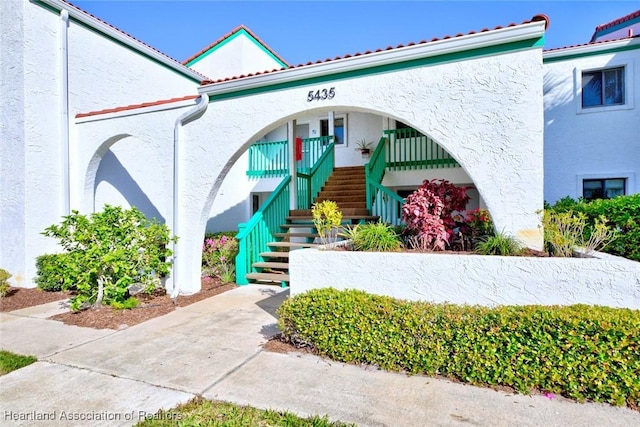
320;116;347;145
581;67;625;108
582;178;626;200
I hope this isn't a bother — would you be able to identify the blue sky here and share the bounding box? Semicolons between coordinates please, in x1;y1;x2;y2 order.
72;1;639;66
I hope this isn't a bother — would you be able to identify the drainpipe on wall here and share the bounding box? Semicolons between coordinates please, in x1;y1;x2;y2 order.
171;94;209;299
60;9;70;215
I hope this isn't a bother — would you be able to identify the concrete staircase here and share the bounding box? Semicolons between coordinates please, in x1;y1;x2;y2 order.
245;166;378;285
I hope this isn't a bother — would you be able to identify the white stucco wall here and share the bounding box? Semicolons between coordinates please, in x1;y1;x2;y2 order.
188;32;285;82
289;249;640;309
543;47;640;203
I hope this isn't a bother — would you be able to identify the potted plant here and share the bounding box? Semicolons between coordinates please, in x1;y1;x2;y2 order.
355;139;373;155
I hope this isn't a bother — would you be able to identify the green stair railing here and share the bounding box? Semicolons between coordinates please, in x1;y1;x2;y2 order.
235;176;291;285
297;136;334;173
365;136;388;210
365;135;405;225
297;139;335;210
246;140;289;178
384;129;459;170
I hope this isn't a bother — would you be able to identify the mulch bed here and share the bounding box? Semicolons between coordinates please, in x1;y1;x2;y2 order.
0;287;71;312
2;277;236;330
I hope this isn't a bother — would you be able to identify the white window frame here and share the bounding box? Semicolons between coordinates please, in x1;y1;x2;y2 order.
576;173;634;200
320;114;348;148
574;59;634;114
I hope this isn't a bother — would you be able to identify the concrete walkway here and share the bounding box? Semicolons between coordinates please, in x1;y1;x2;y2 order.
1;285;638;426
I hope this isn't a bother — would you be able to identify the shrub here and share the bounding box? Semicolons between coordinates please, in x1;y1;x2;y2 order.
541;210;617;257
202;234;238;283
312;200;343;245
39;205;176;311
340;221;403;252
401;179;469;251
0;268;11;298
474;232;523;256
278;288;640;408
549;194;640;261
466;208;494;241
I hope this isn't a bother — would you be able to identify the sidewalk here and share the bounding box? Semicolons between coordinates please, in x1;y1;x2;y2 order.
1;285;639;426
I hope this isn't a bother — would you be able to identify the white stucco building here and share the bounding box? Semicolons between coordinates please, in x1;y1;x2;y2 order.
1;0;638;291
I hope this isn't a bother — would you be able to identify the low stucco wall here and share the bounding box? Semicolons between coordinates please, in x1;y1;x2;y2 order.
289;249;640;309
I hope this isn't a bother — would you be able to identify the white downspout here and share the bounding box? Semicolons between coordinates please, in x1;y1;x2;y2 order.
60;10;70;215
171;94;209;299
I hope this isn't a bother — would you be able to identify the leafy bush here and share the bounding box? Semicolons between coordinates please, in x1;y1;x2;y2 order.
474;232;523;256
547;194;638;260
401;179;469;251
466;208;494;241
202;234;238;283
312;200;343;245
39;205;175;311
0;268;11;298
340;221;403;252
541;210;616;257
279;288;640;408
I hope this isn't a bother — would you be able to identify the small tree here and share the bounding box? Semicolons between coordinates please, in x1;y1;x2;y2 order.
401;179;470;250
40;205;176;311
312;201;343;245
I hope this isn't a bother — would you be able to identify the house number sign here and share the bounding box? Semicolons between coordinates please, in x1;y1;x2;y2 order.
307;87;335;102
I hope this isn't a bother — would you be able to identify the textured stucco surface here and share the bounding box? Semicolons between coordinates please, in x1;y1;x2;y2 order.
289;249;640;309
544;49;640;203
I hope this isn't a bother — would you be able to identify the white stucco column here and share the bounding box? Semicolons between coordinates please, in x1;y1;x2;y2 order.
288;119;297;210
328;111;335;140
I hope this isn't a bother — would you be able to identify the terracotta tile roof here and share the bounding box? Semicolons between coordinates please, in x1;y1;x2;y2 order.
594;9;640;33
182;24;291;67
200;14;550;86
60;0;209;81
76;95;198;118
543;34;637;54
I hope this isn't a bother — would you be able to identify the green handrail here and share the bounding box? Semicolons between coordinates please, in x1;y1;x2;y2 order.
383;129;459;171
297;136;333;173
365;136;388;209
235;176;291;285
368;180;405;225
246;140;289;178
296;140;335;210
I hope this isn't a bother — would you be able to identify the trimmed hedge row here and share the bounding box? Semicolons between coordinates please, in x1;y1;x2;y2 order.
548;194;640;261
278;288;640;408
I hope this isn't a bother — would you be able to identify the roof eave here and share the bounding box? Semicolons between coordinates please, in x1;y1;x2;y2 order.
543;37;640;61
198;20;546;97
33;0;206;82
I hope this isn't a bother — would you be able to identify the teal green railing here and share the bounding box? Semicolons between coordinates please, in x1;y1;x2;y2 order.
235;176;291;285
246;140;289;178
384;129;459;171
297;140;335;210
365;136;388;209
369;180;405;225
297;136;334;173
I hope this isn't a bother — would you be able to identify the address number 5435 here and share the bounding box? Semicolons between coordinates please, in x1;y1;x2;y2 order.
307;87;335;102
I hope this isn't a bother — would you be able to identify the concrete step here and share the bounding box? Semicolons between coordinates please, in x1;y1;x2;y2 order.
259;251;291;259
268;241;319;249
246;272;290;283
285;214;377;222
274;232;319;238
252;261;289;270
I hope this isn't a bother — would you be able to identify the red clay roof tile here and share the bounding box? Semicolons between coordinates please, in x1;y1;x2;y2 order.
76;95;198;118
199;15;550;87
594;10;640;33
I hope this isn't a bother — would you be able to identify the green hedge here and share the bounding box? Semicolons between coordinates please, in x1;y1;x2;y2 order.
547;194;640;261
278;288;640;408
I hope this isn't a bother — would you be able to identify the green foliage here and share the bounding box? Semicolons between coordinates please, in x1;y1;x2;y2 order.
135;398;355;427
466;208;494;241
279;288;640;408
110;297;140;310
474;232;523;256
541;210;617;257
312;200;343;245
0;350;37;375
39;205;176;311
0;268;11;298
202;235;238;283
546;195;637;259
340;221;403;252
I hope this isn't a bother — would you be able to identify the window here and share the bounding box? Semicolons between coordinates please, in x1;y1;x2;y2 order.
582;67;625;108
320;117;345;145
583;178;626;200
